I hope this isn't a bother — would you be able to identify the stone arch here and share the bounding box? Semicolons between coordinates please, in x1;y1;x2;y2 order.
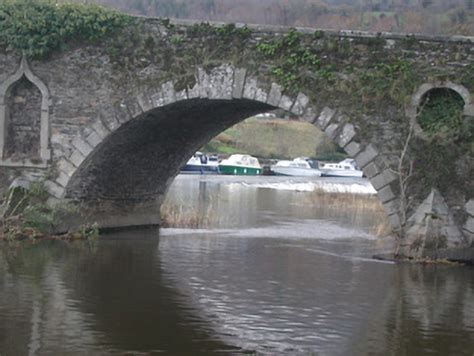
45;64;397;230
406;82;473;136
0;57;51;168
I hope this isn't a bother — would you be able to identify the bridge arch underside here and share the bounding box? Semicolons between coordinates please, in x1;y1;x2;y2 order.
65;98;273;228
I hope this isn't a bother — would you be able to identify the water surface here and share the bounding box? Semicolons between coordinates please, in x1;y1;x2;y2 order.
1;175;473;355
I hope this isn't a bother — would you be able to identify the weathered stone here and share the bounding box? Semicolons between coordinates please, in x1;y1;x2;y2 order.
91;119;110;140
161;81;177;104
378;185;396;203
388;214;401;229
402;189;466;258
43;180;65;199
68;150;85;168
301;106;317;123
370;169;397;190
255;88;268;103
85;131;101;148
114;102;133;123
71;137;93;157
344;141;362;157
278;95;294;111
290;93;309;116
232;68;247;99
355;144;378;168
208;64;234;100
243;78;258;100
198;68;210;98
363;162;381;178
465;217;474;233
334;123;356;148
315;107;336;129
383;199;400;216
324;123;340;140
465;199;474;217
150;89;166;106
55;171;69;188
136;92;153;112
266;83;282;107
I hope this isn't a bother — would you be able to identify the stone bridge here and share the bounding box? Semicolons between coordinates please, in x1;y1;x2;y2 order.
0;17;473;258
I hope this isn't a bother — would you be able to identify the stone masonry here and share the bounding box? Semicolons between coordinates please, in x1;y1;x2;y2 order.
0;18;473;258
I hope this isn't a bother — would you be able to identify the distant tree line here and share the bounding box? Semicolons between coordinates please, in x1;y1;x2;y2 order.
72;0;474;35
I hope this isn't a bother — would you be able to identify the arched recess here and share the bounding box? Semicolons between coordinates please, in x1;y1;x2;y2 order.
47;64;396;229
406;81;473;137
0;57;51;168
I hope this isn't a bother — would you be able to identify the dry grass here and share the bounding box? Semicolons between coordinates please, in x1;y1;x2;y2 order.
308;188;393;238
160;201;216;228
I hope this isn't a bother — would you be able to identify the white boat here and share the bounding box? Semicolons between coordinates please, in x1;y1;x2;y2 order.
218;154;262;175
271;157;322;177
319;158;364;178
181;152;220;174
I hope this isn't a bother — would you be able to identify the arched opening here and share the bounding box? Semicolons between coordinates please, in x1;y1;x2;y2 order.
3;76;42;162
417;87;465;136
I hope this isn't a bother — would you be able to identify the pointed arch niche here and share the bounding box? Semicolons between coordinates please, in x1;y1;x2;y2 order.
0;57;51;168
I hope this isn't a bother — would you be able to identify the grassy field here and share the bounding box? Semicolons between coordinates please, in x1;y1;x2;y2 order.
202;117;345;161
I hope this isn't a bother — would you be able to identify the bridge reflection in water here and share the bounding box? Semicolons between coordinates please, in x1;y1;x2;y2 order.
0;176;473;355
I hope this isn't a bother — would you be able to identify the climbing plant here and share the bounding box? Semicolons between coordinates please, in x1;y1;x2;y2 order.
417;88;465;139
0;0;130;58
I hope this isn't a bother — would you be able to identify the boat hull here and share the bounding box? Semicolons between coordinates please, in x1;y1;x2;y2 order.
271;167;321;177
320;170;363;178
181;164;220;174
219;165;261;175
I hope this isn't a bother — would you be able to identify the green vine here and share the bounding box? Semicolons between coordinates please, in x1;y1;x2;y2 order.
0;0;130;58
418;88;465;139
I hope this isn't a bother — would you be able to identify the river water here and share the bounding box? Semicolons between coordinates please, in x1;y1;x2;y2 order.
1;175;473;355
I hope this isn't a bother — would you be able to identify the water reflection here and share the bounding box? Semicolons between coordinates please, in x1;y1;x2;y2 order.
0;175;473;355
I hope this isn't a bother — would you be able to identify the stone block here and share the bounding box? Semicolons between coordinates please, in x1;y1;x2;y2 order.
162;81;177;104
57;158;76;177
388;214;401;229
136;92;153;112
255;88;268;103
267;83;282;107
99;110;120;132
72;137;93;157
232;68;247;99
208;64;234;100
55;171;69;188
301;106;317;123
124;98;143;119
198;68;210;98
370;169;397;190
278;95;294;111
187;82;200;99
378;185;395;203
85;131;102;148
290;93;309;116
464;104;474;117
334;123;356;148
344;141;362;157
175;88;187;101
355;144;378;168
383;199;400;216
150;90;165;107
465;217;474;233
243;78;258;100
315;107;335;130
114;102;134;123
465;199;474;217
324;123;340;140
363;162;381;178
69;150;85;168
44;180;65;199
92;119;111;140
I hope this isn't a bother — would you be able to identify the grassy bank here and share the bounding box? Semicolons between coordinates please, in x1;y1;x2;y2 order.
202;117;344;161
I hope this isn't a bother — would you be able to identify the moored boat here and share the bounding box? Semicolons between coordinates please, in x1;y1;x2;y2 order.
271;157;322;177
218;154;262;175
319;158;363;178
181;152;220;174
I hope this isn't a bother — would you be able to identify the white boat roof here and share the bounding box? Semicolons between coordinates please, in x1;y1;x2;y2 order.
220;154;261;168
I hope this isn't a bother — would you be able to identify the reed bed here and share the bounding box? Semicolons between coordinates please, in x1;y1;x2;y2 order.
160;200;217;228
